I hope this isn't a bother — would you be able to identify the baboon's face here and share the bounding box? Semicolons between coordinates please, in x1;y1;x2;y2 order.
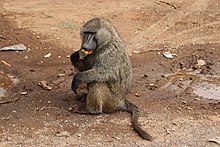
81;32;97;55
80;18;112;55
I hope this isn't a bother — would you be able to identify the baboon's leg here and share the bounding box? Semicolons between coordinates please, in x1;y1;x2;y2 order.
86;84;104;114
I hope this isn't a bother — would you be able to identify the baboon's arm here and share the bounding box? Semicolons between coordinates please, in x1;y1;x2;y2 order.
71;67;117;94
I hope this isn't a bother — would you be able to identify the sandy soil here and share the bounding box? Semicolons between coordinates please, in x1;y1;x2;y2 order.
0;0;220;146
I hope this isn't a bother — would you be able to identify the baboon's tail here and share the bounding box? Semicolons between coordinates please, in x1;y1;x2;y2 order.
124;99;152;141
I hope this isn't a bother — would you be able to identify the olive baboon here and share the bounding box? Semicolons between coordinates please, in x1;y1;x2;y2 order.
71;18;152;141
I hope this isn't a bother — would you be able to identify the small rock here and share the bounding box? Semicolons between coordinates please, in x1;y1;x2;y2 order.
148;83;157;90
143;74;148;78
194;98;200;101
162;74;170;78
112;136;121;141
40;107;46;111
187;106;193;110
135;93;140;97
172;122;177;126
132;50;141;54
58;73;65;77
0;44;27;51
182;101;187;104
194;59;206;69
44;53;52;58
20;91;28;95
30;69;35;72
163;52;174;59
56;131;71;137
38;80;52;90
166;129;171;134
77;134;82;140
171;128;175;131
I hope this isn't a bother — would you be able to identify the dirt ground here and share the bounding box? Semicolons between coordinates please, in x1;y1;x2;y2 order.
0;0;220;146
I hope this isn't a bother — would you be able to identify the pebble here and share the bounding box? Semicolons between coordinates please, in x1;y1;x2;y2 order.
44;53;52;58
132;50;141;54
163;52;173;59
20;91;28;95
194;59;206;69
182;101;187;104
56;131;71;137
135;93;140;97
58;73;65;77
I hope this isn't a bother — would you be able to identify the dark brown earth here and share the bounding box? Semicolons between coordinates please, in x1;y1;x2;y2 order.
0;0;220;146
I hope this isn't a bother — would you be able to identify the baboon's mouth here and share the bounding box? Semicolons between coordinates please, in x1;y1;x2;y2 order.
81;49;93;55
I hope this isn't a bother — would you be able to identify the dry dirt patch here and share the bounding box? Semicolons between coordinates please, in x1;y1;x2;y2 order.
0;0;220;146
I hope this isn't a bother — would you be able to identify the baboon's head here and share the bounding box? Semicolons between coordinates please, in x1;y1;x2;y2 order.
80;18;119;54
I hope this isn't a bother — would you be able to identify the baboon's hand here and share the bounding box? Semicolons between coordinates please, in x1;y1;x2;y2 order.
71;73;82;94
70;51;80;64
70;51;86;72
